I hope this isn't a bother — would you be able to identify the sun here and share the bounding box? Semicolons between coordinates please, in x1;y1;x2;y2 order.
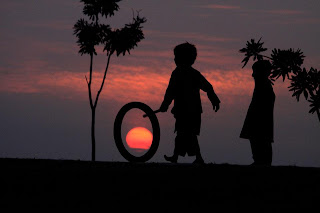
126;127;153;150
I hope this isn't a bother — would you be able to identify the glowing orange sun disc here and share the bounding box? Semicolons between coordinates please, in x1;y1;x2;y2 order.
126;127;153;150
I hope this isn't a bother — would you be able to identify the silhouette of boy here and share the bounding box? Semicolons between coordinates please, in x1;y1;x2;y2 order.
240;60;275;166
159;42;220;164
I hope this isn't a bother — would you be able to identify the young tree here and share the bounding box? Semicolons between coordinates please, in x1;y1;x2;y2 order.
74;0;146;161
240;38;320;123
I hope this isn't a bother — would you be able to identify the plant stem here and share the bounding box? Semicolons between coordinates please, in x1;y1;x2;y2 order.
94;54;112;108
87;53;94;108
316;110;320;123
315;105;320;123
261;54;273;60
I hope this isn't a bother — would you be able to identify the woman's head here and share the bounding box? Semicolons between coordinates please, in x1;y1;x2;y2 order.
252;60;272;79
174;42;197;67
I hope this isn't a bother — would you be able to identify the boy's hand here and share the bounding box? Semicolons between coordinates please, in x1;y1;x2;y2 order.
159;105;168;112
213;103;220;112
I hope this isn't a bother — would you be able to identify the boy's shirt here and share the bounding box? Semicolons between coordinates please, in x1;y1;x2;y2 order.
161;66;220;116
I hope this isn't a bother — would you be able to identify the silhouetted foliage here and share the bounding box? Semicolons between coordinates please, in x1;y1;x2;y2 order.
74;0;146;161
102;15;146;56
81;0;120;22
240;38;305;81
240;38;320;123
239;38;267;68
270;48;305;81
309;90;320;114
289;68;312;101
289;67;320;115
74;19;102;55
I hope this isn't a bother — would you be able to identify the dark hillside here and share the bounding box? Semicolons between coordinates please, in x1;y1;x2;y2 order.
0;158;319;211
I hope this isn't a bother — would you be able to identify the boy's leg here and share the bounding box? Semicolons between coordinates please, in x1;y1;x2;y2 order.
250;139;260;164
164;134;181;163
164;155;177;163
250;139;272;166
261;141;272;166
193;135;204;164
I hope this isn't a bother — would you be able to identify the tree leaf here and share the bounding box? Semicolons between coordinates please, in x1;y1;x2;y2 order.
303;90;309;100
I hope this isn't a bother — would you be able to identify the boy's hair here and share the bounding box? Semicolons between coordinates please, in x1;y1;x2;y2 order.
252;60;272;78
174;42;197;66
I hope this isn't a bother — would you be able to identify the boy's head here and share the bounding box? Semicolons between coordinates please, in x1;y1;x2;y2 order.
252;60;272;79
174;42;197;67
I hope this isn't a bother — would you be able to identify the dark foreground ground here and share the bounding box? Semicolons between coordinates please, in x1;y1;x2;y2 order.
0;158;319;211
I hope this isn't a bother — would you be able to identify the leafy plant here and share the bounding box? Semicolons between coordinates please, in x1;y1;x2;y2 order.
309;90;320;115
270;48;305;81
289;67;320;118
240;38;320;123
102;15;146;56
239;38;267;68
73;19;102;56
81;0;120;22
74;0;146;161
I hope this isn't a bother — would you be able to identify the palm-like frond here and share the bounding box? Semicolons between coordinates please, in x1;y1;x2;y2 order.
309;89;320;114
288;68;311;101
239;38;267;68
73;19;102;55
308;67;320;92
102;15;147;56
270;48;305;81
81;0;121;21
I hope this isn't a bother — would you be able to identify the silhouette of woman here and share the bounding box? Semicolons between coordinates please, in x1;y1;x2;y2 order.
240;60;275;166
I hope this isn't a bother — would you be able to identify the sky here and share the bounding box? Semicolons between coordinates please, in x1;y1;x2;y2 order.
0;0;320;167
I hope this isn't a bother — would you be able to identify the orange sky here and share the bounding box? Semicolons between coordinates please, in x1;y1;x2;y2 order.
0;57;293;106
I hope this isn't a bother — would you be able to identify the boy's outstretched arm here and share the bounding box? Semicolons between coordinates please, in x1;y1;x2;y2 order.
159;73;175;112
199;74;221;112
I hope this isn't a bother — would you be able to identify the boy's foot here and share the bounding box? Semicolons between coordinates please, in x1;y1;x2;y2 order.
250;162;271;166
250;162;260;166
193;158;205;165
164;155;177;163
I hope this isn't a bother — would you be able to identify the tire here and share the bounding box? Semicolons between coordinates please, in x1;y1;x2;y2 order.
113;102;160;162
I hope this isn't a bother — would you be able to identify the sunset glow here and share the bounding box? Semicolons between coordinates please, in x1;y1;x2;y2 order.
126;127;153;150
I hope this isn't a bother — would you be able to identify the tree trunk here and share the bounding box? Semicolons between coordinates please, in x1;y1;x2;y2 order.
87;54;111;162
86;53;96;161
91;107;96;161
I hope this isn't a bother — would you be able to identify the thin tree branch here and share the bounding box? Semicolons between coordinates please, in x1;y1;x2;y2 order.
260;54;273;60
89;53;93;85
85;75;89;84
87;53;94;109
94;54;112;108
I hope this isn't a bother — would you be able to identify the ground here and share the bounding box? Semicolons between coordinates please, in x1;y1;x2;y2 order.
0;158;319;211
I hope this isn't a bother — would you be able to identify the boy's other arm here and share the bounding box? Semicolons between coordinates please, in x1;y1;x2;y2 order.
159;73;175;112
199;73;221;112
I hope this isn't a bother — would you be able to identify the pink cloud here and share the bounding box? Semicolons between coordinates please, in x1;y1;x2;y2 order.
0;40;293;108
0;64;290;108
